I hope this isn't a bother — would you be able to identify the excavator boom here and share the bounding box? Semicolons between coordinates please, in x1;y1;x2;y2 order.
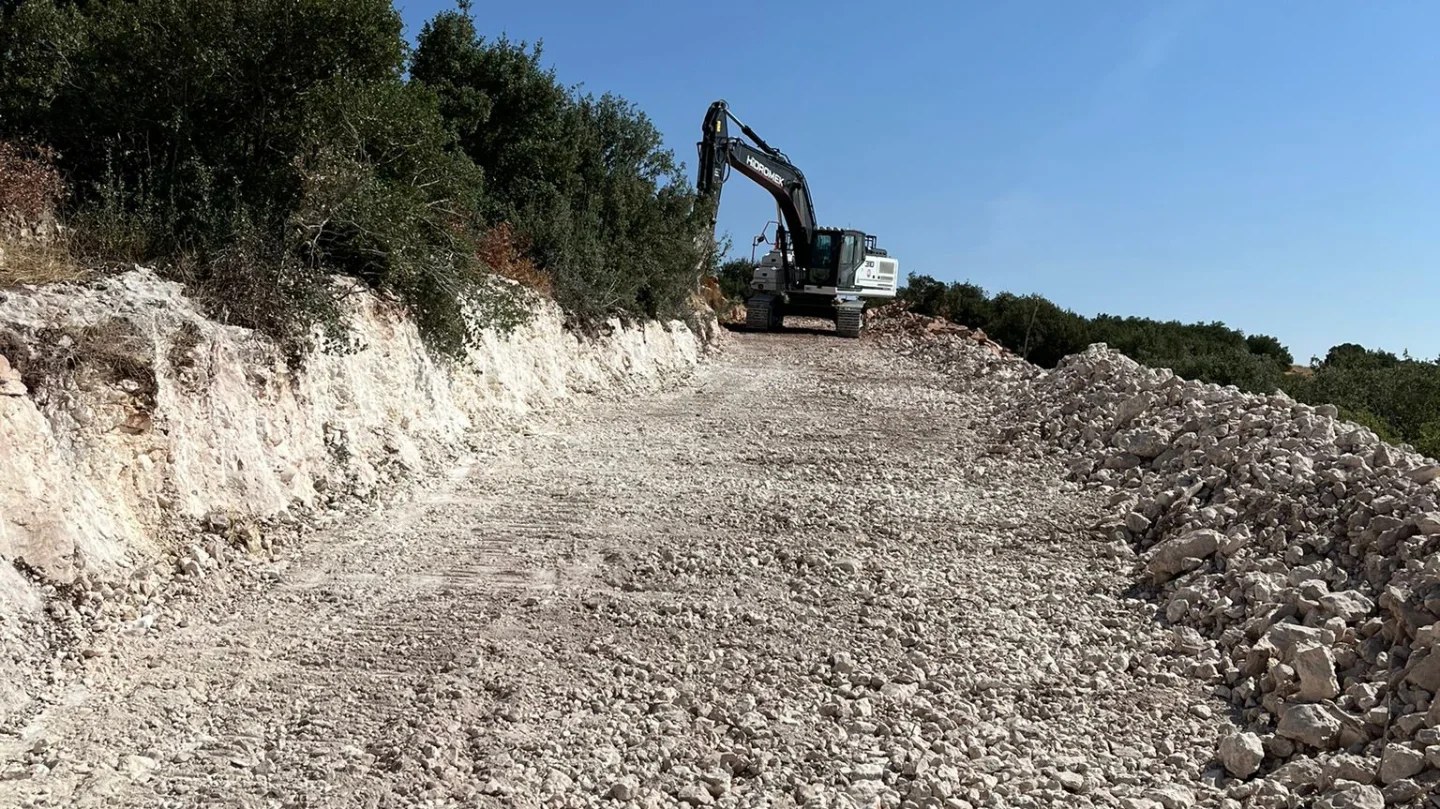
697;101;817;268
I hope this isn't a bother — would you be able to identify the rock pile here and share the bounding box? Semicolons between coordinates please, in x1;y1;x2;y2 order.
865;305;1024;385
1008;344;1440;806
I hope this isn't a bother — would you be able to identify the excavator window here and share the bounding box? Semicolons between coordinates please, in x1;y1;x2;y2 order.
811;233;837;269
805;232;836;287
840;233;860;270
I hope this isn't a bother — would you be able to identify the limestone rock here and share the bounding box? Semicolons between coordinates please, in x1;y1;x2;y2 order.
1217;732;1263;778
1314;784;1383;809
1404;651;1440;694
1277;704;1342;749
1293;643;1340;701
1318;591;1374;622
1377;743;1424;784
1146;529;1222;581
1115;427;1172;459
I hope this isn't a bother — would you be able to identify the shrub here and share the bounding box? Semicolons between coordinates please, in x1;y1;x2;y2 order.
477;222;551;297
0;140;85;286
0;141;63;228
715;258;754;302
412;9;704;322
1;0;707;358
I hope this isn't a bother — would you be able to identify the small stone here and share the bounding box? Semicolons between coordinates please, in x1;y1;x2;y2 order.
1314;784;1383;809
1404;650;1440;693
542;768;573;793
1414;512;1440;535
1406;465;1440;485
1293;643;1340;701
1115;426;1171;459
1147;784;1195;809
1377;743;1424;784
1218;732;1264;778
1380;779;1422;804
850;763;884;781
1277;704;1342;749
677;784;714;805
1147;530;1222;581
1057;771;1086;792
1263;734;1295;759
1318;591;1374;622
611;776;640;801
1324;754;1377;785
119;754;158;781
1126;512;1153;533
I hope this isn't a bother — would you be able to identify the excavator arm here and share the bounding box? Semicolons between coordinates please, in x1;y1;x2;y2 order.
697;100;818;268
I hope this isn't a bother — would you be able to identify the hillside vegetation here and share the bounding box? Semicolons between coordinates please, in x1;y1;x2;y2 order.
0;0;709;358
899;274;1440;459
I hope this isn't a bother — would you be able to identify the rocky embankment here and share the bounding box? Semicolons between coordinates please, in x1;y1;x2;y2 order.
877;306;1440;807
0;269;714;728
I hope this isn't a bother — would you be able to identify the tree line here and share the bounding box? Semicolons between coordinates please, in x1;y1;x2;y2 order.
0;0;709;358
898;274;1440;459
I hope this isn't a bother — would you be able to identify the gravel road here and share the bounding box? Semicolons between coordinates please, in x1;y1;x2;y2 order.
1;326;1235;808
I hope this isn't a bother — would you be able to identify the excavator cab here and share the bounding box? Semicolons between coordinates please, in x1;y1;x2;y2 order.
803;229;867;290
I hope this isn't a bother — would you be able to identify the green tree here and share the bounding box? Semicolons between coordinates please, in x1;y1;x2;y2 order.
898;273;947;316
1321;343;1399;370
0;0;500;355
1245;333;1294;369
716;258;753;301
410;6;703;320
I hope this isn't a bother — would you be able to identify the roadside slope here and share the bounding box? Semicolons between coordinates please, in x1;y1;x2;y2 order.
0;269;713;730
2;327;1230;808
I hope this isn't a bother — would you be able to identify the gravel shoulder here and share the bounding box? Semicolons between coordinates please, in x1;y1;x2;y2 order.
1;327;1231;808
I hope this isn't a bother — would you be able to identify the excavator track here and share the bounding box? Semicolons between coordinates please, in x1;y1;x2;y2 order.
835;308;863;338
746;297;776;331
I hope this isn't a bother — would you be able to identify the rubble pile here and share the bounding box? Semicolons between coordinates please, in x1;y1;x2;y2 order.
1009;344;1440;806
865;304;1023;381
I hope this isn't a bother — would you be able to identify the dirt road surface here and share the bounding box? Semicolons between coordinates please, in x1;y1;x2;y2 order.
1;328;1230;808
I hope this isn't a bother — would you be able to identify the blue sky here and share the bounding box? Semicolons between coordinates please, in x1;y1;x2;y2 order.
397;1;1440;363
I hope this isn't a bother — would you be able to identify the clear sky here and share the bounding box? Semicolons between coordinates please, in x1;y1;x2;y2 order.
396;1;1440;363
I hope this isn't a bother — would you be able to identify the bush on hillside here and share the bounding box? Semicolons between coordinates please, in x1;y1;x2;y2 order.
898;274;1289;391
714;258;754;301
411;10;705;322
0;0;707;357
1285;345;1440;458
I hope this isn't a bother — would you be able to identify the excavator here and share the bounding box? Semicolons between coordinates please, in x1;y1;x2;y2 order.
697;100;899;338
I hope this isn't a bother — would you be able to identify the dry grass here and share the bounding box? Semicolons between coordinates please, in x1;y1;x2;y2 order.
0;141;87;288
0;142;63;224
0;235;89;287
698;276;727;311
477;222;552;297
0;319;157;409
